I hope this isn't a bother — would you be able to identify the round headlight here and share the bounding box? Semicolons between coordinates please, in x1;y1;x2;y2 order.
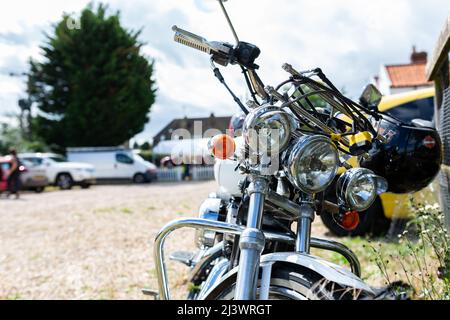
243;105;294;155
284;135;339;193
336;168;388;211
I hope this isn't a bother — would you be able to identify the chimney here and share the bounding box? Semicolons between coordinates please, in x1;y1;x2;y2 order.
373;75;380;88
410;46;427;64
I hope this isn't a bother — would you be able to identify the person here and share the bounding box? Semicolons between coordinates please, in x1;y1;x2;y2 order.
6;148;21;199
0;161;5;196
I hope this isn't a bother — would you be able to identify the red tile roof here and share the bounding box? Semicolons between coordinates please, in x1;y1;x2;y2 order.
385;63;432;88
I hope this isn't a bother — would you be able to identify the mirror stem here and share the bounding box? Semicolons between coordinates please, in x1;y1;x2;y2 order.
217;0;240;45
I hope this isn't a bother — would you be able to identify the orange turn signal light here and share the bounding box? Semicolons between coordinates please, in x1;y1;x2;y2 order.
341;211;360;231
208;134;236;160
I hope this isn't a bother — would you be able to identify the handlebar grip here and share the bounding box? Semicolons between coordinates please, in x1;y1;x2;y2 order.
172;25;213;55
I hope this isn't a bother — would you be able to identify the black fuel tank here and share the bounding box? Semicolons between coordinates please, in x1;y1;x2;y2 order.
360;115;442;194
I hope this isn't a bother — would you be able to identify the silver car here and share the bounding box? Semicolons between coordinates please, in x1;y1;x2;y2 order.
0;157;48;193
19;159;49;192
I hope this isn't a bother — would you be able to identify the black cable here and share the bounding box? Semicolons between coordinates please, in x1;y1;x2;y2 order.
240;66;260;106
212;67;249;115
294;85;321;116
300;76;376;136
275;78;295;91
312;71;378;135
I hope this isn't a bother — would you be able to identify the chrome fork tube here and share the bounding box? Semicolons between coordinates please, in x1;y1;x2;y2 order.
296;203;314;253
234;176;268;300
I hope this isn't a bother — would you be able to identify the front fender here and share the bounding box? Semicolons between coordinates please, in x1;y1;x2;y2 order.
260;252;374;294
202;252;374;299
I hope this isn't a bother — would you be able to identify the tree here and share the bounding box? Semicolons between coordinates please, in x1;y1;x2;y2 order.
0;123;48;155
27;3;156;150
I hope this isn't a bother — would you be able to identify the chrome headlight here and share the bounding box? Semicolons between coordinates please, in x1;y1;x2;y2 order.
243;105;294;155
284;135;339;193
337;168;388;211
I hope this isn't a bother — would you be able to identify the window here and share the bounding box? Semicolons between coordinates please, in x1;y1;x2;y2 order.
21;159;35;168
384;97;434;124
115;153;134;164
49;156;67;163
22;157;43;166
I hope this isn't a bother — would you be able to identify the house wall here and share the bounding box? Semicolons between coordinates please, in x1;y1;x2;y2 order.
377;65;392;95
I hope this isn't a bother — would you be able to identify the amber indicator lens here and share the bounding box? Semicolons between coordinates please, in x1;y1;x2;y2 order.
339;211;360;231
208;134;236;160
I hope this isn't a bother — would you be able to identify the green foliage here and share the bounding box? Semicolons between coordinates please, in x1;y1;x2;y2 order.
137;149;166;166
311;198;449;300
368;203;449;300
27;3;156;149
0;124;48;155
140;141;151;151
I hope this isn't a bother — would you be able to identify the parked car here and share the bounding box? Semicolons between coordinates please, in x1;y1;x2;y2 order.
18;153;95;190
0;157;8;194
0;156;49;193
67;147;157;183
320;88;437;237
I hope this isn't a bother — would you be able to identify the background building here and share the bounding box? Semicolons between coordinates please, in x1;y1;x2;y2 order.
375;47;434;95
153;113;231;147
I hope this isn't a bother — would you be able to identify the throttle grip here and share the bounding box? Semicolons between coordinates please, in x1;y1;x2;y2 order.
172;25;212;54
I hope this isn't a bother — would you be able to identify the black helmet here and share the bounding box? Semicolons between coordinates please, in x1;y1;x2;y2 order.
360;115;442;194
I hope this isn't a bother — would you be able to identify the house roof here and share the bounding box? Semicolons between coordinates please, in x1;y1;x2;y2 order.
385;63;432;88
153;114;232;146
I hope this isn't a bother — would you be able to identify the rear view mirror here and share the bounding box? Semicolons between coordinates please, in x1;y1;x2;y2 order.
359;84;382;110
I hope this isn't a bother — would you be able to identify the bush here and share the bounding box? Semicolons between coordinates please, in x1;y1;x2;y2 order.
0;125;49;155
369;202;449;299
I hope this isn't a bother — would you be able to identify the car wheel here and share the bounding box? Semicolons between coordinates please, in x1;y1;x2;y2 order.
133;173;146;184
56;173;73;190
34;186;44;193
320;197;390;237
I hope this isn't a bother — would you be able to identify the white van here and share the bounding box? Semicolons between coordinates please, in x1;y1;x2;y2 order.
67;147;157;183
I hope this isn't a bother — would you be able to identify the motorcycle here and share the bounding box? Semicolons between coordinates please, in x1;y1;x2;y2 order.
146;0;442;300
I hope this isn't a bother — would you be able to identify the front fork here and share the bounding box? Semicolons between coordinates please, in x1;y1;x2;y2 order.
234;176;315;300
234;176;268;300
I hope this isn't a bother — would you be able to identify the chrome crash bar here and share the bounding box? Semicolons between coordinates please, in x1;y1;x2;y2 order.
153;217;361;300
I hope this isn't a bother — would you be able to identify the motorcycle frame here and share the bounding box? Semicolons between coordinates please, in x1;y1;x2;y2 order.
153;195;362;300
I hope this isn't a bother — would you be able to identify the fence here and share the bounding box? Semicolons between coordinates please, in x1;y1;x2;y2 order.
156;166;215;182
156;167;183;182
191;166;215;181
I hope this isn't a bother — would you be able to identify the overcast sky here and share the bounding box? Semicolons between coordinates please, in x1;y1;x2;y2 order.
1;0;449;143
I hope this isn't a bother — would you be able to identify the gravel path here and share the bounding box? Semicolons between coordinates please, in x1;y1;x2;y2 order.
0;181;329;300
0;181;217;300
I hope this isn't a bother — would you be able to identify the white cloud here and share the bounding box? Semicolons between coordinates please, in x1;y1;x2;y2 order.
1;0;449;144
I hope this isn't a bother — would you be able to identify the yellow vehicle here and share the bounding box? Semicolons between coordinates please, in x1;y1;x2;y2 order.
321;87;439;237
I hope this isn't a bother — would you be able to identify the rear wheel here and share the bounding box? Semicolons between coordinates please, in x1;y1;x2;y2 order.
34;186;44;193
204;263;369;300
56;173;73;190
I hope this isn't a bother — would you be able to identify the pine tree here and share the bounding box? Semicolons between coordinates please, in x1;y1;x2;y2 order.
27;3;156;149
